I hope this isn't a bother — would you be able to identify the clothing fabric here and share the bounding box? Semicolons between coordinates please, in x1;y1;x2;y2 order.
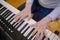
26;0;60;21
48;7;60;20
31;0;54;21
26;0;60;8
18;0;54;21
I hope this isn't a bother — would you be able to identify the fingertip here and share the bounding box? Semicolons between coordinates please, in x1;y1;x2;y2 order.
34;37;37;40
40;32;44;40
44;37;49;40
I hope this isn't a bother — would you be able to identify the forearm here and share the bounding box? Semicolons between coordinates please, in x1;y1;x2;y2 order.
38;16;52;25
25;3;32;11
25;0;34;11
38;7;60;27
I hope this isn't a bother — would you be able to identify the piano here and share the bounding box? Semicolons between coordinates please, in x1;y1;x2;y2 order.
0;0;60;40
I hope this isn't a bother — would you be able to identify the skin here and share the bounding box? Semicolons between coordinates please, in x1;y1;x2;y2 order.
14;2;52;40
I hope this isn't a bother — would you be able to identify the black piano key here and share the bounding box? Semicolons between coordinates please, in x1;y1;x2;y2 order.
16;21;25;29
0;3;3;8
2;10;10;17
29;32;37;40
0;7;7;14
13;20;23;27
54;31;59;35
14;20;24;28
9;18;14;23
20;23;28;32
22;26;30;34
26;28;35;38
12;22;16;26
4;10;12;18
7;14;15;21
4;11;12;19
42;36;45;40
42;36;50;40
14;23;19;27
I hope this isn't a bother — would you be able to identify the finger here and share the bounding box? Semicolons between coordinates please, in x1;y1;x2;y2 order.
40;32;43;40
13;14;22;22
17;16;24;23
13;14;20;19
32;28;38;36
29;23;38;30
13;13;20;18
44;38;48;40
34;32;40;40
14;12;23;19
44;30;48;40
15;13;24;22
34;37;37;40
17;14;27;23
30;24;35;28
14;16;20;22
27;14;32;21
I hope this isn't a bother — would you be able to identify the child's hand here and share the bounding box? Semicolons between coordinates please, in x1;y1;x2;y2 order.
31;16;51;40
31;21;48;40
13;8;32;22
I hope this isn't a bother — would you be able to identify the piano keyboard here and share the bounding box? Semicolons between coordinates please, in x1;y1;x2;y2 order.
0;0;60;40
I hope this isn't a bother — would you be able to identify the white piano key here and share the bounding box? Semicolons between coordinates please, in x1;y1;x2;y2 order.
31;33;36;40
53;35;59;40
21;25;29;34
13;22;18;26
0;6;4;10
49;33;55;40
15;22;20;28
23;27;33;37
17;22;26;31
8;17;13;22
10;19;15;24
15;21;23;28
6;13;14;20
28;32;33;39
15;21;25;29
46;29;52;37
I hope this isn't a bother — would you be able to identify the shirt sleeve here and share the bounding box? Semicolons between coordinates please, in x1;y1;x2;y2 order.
48;7;60;21
26;0;34;4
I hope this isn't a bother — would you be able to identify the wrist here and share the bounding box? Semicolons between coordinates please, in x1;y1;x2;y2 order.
24;6;31;11
39;16;52;25
25;3;32;11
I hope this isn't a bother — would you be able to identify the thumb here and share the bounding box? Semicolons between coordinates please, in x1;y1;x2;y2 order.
27;14;33;21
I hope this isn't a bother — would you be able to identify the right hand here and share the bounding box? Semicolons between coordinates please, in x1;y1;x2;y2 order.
13;8;32;22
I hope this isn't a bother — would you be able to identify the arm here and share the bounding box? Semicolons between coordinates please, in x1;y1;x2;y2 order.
14;0;34;22
25;0;34;11
38;7;60;26
48;7;60;21
33;7;60;40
